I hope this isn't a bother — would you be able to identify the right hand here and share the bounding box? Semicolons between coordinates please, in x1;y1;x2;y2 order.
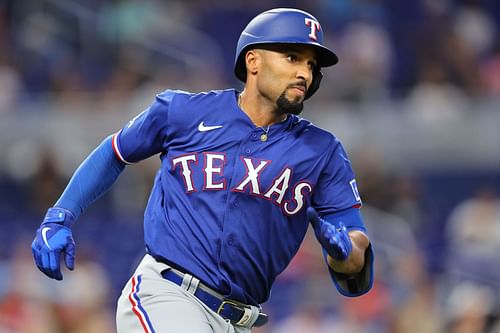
307;207;352;261
31;208;76;280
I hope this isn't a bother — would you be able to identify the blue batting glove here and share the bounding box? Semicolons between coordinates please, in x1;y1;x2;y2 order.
307;207;352;261
31;207;76;280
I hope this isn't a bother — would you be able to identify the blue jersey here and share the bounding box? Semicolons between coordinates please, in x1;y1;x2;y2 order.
112;89;363;305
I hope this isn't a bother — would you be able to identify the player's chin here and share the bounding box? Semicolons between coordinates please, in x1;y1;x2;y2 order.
277;94;304;115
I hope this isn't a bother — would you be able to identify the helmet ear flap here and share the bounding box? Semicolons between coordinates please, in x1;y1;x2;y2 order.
305;70;322;100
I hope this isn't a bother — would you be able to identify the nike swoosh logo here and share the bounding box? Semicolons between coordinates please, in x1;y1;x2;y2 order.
198;122;223;132
41;227;52;250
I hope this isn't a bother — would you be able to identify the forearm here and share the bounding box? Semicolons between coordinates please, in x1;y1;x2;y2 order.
327;230;369;274
55;135;126;217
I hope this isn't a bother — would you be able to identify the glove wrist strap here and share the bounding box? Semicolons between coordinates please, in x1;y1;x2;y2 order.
42;207;76;228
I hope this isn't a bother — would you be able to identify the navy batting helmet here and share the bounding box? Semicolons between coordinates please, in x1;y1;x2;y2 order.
234;8;338;99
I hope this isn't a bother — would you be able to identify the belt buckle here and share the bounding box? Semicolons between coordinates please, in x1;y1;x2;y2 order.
217;299;243;315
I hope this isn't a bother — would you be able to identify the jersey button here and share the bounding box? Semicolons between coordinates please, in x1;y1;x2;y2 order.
244;148;251;155
233;199;239;207
227;235;235;246
251;133;258;139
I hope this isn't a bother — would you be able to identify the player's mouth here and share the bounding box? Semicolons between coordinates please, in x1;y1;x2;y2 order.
288;83;307;96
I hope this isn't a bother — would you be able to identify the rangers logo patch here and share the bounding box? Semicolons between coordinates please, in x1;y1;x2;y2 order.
350;179;361;202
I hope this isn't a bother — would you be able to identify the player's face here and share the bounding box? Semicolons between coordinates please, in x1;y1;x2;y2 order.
255;44;317;115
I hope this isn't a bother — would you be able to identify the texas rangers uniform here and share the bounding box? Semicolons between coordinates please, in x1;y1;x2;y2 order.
111;88;371;332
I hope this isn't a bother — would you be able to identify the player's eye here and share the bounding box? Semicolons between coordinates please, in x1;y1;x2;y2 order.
287;54;298;62
308;61;318;71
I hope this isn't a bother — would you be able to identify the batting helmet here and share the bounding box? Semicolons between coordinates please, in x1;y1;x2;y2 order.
234;8;338;99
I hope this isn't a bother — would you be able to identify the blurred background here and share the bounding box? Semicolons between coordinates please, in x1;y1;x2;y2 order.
1;0;500;332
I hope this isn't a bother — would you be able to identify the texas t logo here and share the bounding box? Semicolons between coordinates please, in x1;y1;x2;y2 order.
304;18;321;41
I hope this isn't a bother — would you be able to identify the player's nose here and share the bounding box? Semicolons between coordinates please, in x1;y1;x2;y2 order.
295;64;313;86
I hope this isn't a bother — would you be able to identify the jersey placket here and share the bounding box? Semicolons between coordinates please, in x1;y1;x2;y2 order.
216;127;269;279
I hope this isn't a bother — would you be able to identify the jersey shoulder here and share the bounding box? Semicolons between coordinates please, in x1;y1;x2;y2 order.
160;88;236;107
292;116;342;150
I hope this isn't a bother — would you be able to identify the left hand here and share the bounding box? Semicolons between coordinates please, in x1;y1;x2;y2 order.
307;207;352;261
31;222;75;281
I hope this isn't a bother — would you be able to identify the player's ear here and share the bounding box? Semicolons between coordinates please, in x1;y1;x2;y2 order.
245;49;259;77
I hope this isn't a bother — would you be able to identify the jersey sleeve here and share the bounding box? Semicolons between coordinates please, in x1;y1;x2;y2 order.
112;90;175;164
313;138;373;297
312;138;362;219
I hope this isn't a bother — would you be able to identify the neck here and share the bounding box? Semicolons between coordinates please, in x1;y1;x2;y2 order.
238;89;287;127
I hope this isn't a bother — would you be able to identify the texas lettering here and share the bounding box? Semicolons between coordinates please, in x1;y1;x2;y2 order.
171;152;312;215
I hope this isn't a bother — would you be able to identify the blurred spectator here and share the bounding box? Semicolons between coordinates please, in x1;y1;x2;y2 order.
406;60;468;123
27;148;67;215
445;187;500;290
444;186;500;332
445;281;495;333
390;254;443;333
390;174;423;234
324;20;392;103
452;3;496;60
362;202;444;333
0;54;21;113
15;11;77;99
480;41;500;97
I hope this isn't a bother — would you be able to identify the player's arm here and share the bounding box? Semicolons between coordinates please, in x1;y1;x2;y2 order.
32;90;174;280
307;206;374;297
31;135;126;280
309;137;374;296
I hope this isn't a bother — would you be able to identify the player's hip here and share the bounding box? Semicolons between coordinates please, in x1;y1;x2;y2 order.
117;254;267;331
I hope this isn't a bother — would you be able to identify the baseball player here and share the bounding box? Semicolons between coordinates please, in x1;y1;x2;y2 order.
32;8;374;333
